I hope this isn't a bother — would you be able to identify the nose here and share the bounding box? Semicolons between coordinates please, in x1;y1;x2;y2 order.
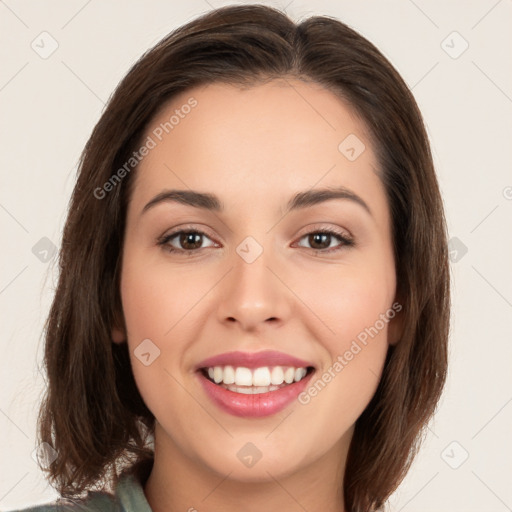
216;246;292;332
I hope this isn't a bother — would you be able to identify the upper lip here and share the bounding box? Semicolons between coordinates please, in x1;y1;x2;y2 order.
195;350;315;371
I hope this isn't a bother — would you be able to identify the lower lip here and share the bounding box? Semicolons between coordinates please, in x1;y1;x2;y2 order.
197;370;315;418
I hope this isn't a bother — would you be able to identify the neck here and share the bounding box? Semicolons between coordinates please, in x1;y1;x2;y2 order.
144;422;350;512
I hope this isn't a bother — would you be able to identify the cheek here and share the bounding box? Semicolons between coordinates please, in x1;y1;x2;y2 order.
294;261;394;419
294;256;395;349
120;272;169;338
120;253;207;341
118;255;187;385
118;258;199;422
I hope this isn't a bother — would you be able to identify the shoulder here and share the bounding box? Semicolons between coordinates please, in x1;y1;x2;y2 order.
8;461;154;512
7;491;117;512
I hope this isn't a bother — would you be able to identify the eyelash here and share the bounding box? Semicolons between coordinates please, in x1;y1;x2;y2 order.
157;226;355;255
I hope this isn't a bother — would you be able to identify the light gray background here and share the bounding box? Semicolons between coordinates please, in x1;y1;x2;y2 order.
1;1;511;510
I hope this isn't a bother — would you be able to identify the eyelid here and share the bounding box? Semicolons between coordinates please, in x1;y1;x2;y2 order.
295;222;352;239
291;225;355;254
157;222;355;254
156;224;219;254
160;223;219;241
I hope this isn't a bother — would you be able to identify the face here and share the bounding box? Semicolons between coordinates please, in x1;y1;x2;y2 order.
113;79;401;484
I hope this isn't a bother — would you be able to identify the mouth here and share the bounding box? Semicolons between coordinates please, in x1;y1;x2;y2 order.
197;365;316;394
195;363;316;417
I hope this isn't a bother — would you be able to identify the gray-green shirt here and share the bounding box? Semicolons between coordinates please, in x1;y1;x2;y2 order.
10;465;153;512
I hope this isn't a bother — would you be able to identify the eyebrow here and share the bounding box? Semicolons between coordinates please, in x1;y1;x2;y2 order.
141;186;372;217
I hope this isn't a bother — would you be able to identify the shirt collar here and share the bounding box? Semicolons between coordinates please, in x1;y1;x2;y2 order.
116;459;154;512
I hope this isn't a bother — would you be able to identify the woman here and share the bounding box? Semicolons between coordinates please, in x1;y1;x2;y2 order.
14;4;450;511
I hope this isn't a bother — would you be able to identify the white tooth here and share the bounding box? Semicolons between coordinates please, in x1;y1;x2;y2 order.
284;367;295;384
253;367;271;386
208;365;307;387
232;386;254;395
270;366;284;385
213;366;223;384
235;367;253;386
238;386;262;394
223;365;235;384
223;384;283;394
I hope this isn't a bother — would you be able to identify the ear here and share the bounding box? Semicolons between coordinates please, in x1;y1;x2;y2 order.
387;296;405;346
112;326;125;344
111;311;126;344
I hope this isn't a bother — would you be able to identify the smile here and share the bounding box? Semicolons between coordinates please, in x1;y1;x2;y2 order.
196;365;315;417
203;365;312;392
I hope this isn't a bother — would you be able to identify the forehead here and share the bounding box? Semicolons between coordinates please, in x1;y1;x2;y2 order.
129;79;386;221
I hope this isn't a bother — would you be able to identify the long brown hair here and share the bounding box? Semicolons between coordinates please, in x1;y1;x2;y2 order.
37;5;450;511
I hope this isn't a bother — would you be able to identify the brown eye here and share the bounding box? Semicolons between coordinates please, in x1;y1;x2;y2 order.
307;233;332;250
296;229;354;253
158;229;216;254
177;232;203;250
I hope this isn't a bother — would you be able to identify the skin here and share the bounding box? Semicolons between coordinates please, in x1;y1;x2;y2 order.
112;78;403;512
